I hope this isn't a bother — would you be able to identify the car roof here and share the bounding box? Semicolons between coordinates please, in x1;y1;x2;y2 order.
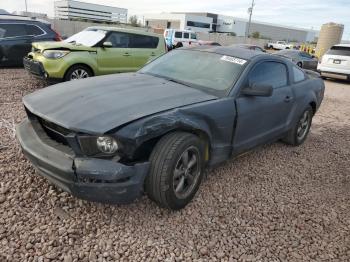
0;14;50;24
184;46;266;60
86;26;161;37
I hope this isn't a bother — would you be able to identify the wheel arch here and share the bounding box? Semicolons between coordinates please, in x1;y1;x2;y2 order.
126;127;212;164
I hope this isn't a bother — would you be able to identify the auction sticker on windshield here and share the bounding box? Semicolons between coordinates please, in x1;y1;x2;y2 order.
220;56;247;65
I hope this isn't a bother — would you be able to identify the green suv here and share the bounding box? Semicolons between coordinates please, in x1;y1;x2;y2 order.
23;27;166;81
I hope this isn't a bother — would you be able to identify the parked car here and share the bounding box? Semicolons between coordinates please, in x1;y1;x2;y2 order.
231;44;266;52
274;50;318;70
164;29;198;50
317;44;350;81
267;41;293;50
24;27;166;81
0;14;61;66
16;46;325;210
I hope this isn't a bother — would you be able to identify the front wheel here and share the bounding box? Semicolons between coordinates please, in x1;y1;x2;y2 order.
282;106;313;146
145;132;205;210
64;65;92;81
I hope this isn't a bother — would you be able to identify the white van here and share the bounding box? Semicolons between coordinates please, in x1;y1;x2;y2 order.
317;44;350;80
164;29;198;49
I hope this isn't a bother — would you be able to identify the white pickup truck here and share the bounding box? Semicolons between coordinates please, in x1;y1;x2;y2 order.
267;41;293;50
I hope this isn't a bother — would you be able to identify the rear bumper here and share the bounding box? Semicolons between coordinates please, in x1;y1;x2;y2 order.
16;119;150;204
317;65;350;80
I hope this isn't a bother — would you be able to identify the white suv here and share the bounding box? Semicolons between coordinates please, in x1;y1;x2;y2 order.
317;44;350;80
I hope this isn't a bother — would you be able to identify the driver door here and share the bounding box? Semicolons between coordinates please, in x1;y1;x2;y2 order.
97;31;134;74
233;61;294;153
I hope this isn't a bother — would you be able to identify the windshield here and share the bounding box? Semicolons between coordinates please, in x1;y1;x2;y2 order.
64;29;106;47
139;50;247;96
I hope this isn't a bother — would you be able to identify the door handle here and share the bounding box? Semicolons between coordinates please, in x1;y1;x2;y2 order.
150;52;156;56
123;53;131;57
284;96;293;102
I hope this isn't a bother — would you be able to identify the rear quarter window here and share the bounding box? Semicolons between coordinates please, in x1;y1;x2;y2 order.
26;24;44;36
293;66;306;82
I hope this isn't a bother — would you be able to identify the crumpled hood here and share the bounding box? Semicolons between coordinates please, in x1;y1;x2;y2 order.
32;41;96;52
23;73;217;134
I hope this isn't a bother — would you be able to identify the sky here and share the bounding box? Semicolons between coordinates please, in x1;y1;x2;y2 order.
2;0;350;39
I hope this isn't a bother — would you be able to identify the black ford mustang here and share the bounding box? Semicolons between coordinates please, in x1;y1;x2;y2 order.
16;47;325;210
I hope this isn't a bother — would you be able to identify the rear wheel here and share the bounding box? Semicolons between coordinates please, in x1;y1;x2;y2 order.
64;65;92;81
282;106;313;146
145;132;205;210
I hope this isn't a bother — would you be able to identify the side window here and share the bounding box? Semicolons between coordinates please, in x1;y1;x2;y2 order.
0;24;27;38
174;31;182;38
191;33;197;40
26;25;44;36
105;32;130;48
249;61;288;89
129;34;159;49
183;32;189;39
301;52;312;59
293;66;306;82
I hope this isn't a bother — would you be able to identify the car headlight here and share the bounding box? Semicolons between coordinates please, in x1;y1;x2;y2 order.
96;136;119;154
42;50;70;59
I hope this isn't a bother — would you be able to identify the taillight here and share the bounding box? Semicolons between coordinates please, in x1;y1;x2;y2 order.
52;27;62;41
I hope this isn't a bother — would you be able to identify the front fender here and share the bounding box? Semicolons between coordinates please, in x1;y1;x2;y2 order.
115;108;213;158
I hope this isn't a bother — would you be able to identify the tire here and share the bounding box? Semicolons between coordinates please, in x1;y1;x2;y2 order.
282;106;313;146
297;62;303;68
64;65;92;81
145;132;205;210
175;42;183;49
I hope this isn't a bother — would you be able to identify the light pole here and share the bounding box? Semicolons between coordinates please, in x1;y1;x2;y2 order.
246;0;255;41
25;0;28;12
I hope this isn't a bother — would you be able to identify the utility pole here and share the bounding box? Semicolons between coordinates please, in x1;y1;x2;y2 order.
246;0;255;40
25;0;28;12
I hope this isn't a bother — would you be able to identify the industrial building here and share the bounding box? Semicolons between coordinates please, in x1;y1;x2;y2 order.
54;0;128;23
143;12;319;42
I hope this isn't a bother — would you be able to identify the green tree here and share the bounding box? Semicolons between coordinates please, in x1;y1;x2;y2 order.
251;31;260;39
129;15;140;27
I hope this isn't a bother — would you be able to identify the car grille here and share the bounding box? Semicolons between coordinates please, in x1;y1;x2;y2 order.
38;117;71;145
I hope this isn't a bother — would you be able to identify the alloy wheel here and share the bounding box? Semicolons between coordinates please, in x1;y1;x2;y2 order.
297;111;310;140
173;146;201;199
70;69;89;80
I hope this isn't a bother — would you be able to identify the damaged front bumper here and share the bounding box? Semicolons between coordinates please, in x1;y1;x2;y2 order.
16;119;150;204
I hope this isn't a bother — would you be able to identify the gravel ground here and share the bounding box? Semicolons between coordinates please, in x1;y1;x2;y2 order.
0;69;350;262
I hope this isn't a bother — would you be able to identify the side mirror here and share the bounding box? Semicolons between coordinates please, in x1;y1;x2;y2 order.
102;41;113;48
241;83;273;97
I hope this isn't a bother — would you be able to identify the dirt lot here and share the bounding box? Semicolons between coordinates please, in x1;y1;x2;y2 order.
0;69;350;262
